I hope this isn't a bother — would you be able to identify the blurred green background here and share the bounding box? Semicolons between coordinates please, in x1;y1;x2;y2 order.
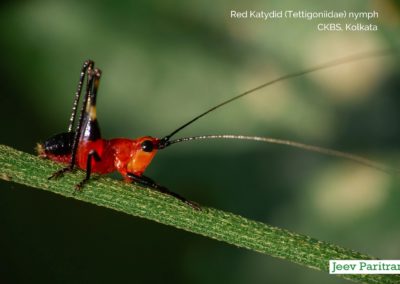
1;0;400;283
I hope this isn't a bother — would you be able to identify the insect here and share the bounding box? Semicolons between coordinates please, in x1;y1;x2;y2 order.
37;50;395;209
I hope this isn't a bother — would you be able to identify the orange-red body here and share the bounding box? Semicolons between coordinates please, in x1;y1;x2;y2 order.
38;60;164;187
42;136;159;180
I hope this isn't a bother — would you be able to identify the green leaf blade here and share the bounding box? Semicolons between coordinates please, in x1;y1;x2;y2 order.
0;144;399;284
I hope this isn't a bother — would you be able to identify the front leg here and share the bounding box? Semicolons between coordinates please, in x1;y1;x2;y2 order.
127;173;200;210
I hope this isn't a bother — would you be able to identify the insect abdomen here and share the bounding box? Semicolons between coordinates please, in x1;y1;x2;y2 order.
43;132;74;155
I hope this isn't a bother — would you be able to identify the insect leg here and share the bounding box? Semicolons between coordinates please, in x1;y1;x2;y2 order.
75;150;101;190
49;64;98;179
127;173;200;210
68;60;94;133
79;68;102;141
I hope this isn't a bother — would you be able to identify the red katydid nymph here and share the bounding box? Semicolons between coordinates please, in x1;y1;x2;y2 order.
37;50;396;209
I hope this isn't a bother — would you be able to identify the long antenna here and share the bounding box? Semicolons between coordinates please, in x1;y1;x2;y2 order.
160;49;394;145
163;134;397;174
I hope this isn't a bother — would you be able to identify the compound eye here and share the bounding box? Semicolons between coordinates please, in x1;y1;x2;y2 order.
141;140;154;152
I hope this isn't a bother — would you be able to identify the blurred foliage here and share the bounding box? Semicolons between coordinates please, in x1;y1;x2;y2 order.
0;0;399;283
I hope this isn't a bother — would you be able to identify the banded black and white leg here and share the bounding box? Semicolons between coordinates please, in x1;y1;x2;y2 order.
49;61;101;180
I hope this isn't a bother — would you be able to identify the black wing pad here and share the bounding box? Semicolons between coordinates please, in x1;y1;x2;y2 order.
43;132;75;155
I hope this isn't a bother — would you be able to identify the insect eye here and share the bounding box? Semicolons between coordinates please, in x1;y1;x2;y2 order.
141;140;154;152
